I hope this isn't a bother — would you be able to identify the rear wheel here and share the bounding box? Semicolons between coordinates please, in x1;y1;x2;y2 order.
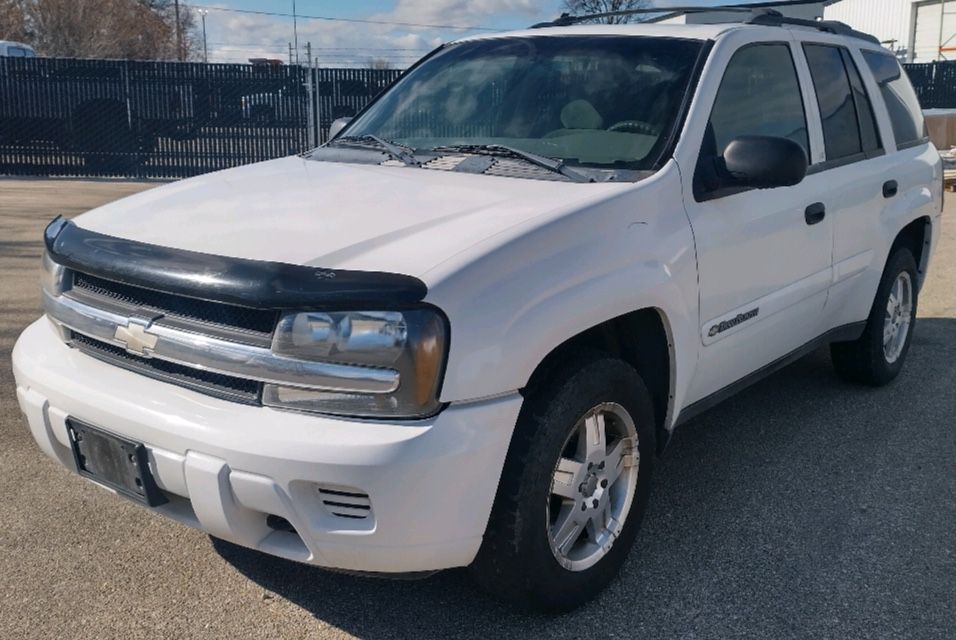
831;248;919;386
471;352;656;611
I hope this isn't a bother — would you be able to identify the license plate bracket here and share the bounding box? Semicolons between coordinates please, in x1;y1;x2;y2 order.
67;419;167;507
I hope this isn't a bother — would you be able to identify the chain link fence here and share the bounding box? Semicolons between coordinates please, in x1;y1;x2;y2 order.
0;57;402;179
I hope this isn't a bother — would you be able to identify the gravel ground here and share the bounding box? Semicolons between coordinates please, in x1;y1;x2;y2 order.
0;178;953;639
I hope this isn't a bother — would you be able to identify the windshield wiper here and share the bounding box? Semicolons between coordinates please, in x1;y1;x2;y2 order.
331;135;420;166
431;144;591;183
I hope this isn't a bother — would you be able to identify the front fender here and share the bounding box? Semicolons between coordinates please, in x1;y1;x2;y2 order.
425;164;700;425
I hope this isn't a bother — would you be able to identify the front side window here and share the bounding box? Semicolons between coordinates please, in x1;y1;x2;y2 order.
339;36;704;171
862;50;926;147
695;43;808;197
706;44;809;158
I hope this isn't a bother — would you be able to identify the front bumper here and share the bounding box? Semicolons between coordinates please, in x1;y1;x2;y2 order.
13;318;522;573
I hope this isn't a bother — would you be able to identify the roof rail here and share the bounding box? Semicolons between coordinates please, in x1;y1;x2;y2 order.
529;5;881;46
530;6;780;29
746;13;881;45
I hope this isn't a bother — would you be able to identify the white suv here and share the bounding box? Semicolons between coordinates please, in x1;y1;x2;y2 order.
13;12;942;610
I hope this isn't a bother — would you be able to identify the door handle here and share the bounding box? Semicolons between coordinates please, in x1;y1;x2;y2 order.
805;202;826;225
883;180;899;198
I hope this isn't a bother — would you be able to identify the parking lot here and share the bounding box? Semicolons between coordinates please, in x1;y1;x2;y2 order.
0;177;953;639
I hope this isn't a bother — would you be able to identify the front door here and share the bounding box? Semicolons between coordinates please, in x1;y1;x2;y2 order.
682;41;833;404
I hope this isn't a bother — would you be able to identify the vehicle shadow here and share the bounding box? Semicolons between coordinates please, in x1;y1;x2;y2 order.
212;317;956;639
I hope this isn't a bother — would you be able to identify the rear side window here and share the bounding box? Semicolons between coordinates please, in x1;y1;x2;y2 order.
707;44;809;158
7;47;28;58
843;51;881;153
862;51;927;147
803;44;881;162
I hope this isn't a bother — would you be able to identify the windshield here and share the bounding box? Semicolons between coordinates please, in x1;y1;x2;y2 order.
340;36;704;171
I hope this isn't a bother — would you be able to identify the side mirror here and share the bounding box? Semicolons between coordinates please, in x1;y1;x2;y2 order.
721;135;808;190
329;117;352;140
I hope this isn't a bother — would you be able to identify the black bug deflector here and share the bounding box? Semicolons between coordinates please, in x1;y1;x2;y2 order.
44;217;428;309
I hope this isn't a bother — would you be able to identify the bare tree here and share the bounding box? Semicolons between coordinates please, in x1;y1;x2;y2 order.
562;0;650;24
0;0;28;41
18;0;200;60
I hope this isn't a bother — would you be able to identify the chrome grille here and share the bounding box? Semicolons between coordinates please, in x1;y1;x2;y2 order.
72;271;278;335
72;333;262;404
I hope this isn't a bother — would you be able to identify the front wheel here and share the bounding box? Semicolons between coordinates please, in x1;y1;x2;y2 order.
831;248;919;386
471;353;656;611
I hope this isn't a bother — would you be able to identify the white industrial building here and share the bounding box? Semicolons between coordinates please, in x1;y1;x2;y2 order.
654;0;956;62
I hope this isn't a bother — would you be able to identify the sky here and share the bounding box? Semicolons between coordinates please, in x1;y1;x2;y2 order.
193;0;760;66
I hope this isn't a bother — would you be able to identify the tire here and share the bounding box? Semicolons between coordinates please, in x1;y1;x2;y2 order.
831;248;919;386
471;351;657;611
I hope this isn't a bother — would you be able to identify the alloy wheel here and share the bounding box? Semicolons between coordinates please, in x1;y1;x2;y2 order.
547;402;640;572
883;271;913;364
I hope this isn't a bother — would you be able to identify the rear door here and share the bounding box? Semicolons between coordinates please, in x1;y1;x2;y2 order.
794;38;906;331
680;38;834;403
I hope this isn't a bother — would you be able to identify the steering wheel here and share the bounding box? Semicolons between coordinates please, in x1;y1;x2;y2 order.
608;120;661;136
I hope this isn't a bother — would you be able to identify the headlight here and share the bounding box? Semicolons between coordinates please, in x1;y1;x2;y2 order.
265;308;448;419
40;250;67;295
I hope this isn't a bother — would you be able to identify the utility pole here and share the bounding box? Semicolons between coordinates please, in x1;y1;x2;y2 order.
293;0;300;65
940;0;946;60
305;42;315;147
288;42;293;66
200;9;208;64
174;0;183;61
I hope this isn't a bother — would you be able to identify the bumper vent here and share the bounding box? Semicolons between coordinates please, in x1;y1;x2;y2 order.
318;486;372;520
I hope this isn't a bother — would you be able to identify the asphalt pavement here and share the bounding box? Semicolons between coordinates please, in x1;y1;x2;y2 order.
0;178;953;639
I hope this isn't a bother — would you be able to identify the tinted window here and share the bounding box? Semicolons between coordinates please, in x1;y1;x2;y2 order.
8;47;27;58
344;36;704;170
863;51;926;146
804;44;863;161
707;44;809;158
843;50;881;153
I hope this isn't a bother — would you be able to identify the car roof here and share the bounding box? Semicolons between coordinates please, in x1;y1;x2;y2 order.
452;22;746;45
451;21;879;47
0;40;34;49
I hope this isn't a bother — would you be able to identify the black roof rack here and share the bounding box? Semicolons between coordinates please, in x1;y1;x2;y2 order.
530;6;779;29
530;4;881;45
746;13;881;45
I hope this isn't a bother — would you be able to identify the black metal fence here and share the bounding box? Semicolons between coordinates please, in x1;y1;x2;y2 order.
0;57;402;179
903;61;956;110
1;55;953;180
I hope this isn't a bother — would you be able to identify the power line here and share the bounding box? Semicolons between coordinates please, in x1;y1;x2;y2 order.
186;4;501;32
207;42;431;51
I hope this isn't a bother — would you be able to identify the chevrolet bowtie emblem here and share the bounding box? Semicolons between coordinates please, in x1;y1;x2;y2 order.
114;317;160;357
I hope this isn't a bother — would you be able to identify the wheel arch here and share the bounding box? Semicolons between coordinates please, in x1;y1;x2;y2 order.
521;307;676;454
889;215;933;290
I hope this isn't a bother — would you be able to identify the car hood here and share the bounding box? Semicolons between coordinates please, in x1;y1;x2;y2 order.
74;156;629;281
